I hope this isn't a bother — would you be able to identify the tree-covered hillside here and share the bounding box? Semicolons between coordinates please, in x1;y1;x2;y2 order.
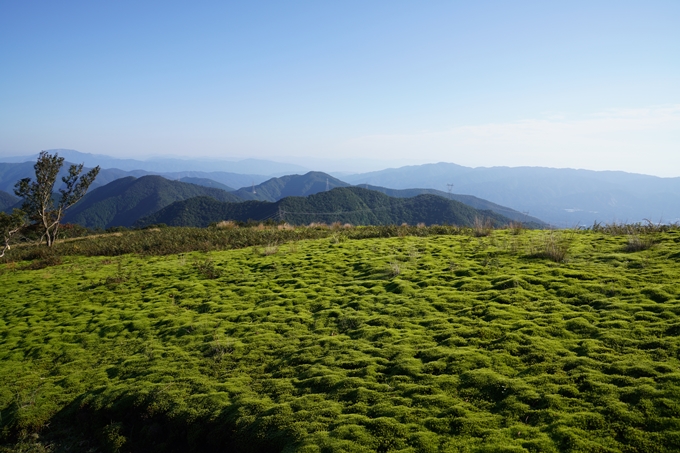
136;187;514;228
0;190;19;211
64;175;244;229
360;185;547;226
232;171;350;201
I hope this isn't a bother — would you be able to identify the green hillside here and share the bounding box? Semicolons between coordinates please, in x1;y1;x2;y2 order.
361;185;547;226
136;187;513;228
64;175;244;229
1;226;680;451
228;173;545;226
0;190;19;211
232;171;350;201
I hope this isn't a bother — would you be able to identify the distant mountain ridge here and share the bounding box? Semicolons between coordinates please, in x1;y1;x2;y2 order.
345;163;680;226
0;161;269;194
2;149;308;176
178;177;235;192
136;187;516;228
3;166;550;228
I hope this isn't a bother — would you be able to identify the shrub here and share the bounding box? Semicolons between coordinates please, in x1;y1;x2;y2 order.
508;221;525;235
193;257;222;279
23;254;62;270
624;234;655;252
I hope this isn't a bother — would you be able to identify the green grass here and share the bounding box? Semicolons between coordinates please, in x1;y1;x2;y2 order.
1;227;680;452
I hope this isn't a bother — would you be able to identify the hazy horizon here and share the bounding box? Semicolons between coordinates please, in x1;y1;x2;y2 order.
2;2;679;177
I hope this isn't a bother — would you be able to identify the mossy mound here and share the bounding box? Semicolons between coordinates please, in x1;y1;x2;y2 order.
1;229;680;451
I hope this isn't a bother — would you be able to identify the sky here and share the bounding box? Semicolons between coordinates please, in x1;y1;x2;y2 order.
1;1;679;176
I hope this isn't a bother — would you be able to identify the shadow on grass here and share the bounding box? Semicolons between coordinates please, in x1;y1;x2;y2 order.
1;391;293;453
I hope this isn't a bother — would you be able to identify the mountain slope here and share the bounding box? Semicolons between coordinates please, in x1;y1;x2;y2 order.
64;175;244;229
232;171;350;201
136;187;514;228
359;184;547;226
0;162;37;193
345;163;680;226
178;177;235;191
159;171;268;190
0;190;19;211
0;161;153;193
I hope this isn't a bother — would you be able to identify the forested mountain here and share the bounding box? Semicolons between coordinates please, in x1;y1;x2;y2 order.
359;184;547;226
178;177;235;191
136;187;516;228
345;163;680;226
231;171;350;201
63;175;244;229
0;190;18;211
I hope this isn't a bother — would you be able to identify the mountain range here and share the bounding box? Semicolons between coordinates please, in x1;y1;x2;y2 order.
344;163;680;226
2;149;308;176
51;172;538;230
0;161;271;195
4;150;678;228
135;187;516;228
63;176;242;229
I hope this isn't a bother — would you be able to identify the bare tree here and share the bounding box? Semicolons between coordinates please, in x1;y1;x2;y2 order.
0;209;26;258
14;151;100;247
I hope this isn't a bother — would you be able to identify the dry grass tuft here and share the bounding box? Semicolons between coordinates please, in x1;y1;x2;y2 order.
624;235;655;252
216;220;238;229
308;222;329;229
531;232;570;263
262;243;279;256
387;261;401;277
473;217;494;237
508;221;526;235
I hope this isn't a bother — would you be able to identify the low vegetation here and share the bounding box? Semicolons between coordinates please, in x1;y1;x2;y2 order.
1;224;680;452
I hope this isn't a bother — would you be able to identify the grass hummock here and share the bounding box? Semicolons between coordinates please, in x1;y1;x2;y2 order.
1;224;680;452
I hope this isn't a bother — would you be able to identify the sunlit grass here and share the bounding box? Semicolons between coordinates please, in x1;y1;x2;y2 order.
1;227;680;451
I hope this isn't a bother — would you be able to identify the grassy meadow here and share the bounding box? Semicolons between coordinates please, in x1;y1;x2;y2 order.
1;225;680;452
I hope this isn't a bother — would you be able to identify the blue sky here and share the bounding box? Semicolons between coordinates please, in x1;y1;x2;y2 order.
1;1;679;175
